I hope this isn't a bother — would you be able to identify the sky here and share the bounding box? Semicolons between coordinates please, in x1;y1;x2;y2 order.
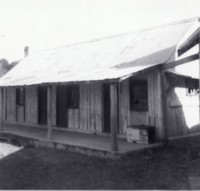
0;0;200;62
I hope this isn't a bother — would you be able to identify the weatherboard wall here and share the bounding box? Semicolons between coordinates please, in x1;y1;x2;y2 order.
147;68;163;140
119;79;149;135
6;87;16;122
4;83;104;133
3;72;194;139
3;72;164;140
25;86;38;124
165;76;199;137
119;69;163;140
4;80;149;136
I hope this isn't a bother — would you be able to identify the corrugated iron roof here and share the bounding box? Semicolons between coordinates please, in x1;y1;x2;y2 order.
0;19;196;86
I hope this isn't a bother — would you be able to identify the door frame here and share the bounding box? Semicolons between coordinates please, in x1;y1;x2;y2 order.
38;86;48;125
103;83;111;133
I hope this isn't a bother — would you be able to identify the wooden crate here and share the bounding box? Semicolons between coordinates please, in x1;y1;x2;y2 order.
127;125;155;144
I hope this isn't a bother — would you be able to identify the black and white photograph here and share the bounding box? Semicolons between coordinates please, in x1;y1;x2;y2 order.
0;0;200;190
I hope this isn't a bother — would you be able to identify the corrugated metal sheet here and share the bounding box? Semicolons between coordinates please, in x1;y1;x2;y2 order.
0;20;195;86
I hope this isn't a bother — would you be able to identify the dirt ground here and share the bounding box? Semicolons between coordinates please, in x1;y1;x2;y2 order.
0;135;200;190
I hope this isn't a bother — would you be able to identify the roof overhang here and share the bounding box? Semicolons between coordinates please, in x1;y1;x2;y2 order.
165;69;199;89
165;69;192;78
178;28;199;56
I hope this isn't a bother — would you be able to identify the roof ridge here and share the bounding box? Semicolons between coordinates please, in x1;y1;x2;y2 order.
35;16;200;53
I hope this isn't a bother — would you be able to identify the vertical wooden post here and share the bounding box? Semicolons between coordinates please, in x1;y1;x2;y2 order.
3;88;6;130
199;27;200;125
0;88;3;131
47;85;53;140
117;82;121;135
160;70;168;145
110;83;119;152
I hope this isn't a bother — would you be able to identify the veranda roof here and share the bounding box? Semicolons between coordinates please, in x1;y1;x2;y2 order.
177;20;200;56
0;19;197;87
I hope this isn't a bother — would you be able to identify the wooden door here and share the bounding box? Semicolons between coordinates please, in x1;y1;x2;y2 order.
103;83;111;133
56;85;68;127
38;86;47;125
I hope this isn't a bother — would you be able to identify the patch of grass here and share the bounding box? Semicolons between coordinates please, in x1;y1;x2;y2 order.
0;145;191;190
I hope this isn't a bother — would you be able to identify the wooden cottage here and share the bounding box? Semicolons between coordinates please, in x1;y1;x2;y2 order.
0;18;200;152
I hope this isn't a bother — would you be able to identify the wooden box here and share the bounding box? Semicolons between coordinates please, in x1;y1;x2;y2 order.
127;125;155;144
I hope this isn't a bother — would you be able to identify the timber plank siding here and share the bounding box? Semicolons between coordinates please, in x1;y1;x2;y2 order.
95;82;103;133
2;73;162;138
26;86;38;125
3;68;197;140
120;79;130;135
166;84;199;137
148;69;163;140
0;89;3;130
51;85;57;127
6;88;16;122
79;83;103;132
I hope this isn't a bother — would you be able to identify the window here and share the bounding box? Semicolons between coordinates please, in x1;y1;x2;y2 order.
67;85;79;109
16;88;25;106
129;80;148;111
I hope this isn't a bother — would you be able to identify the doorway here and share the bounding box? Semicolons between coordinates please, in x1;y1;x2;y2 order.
56;85;68;127
103;83;111;133
38;86;47;125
